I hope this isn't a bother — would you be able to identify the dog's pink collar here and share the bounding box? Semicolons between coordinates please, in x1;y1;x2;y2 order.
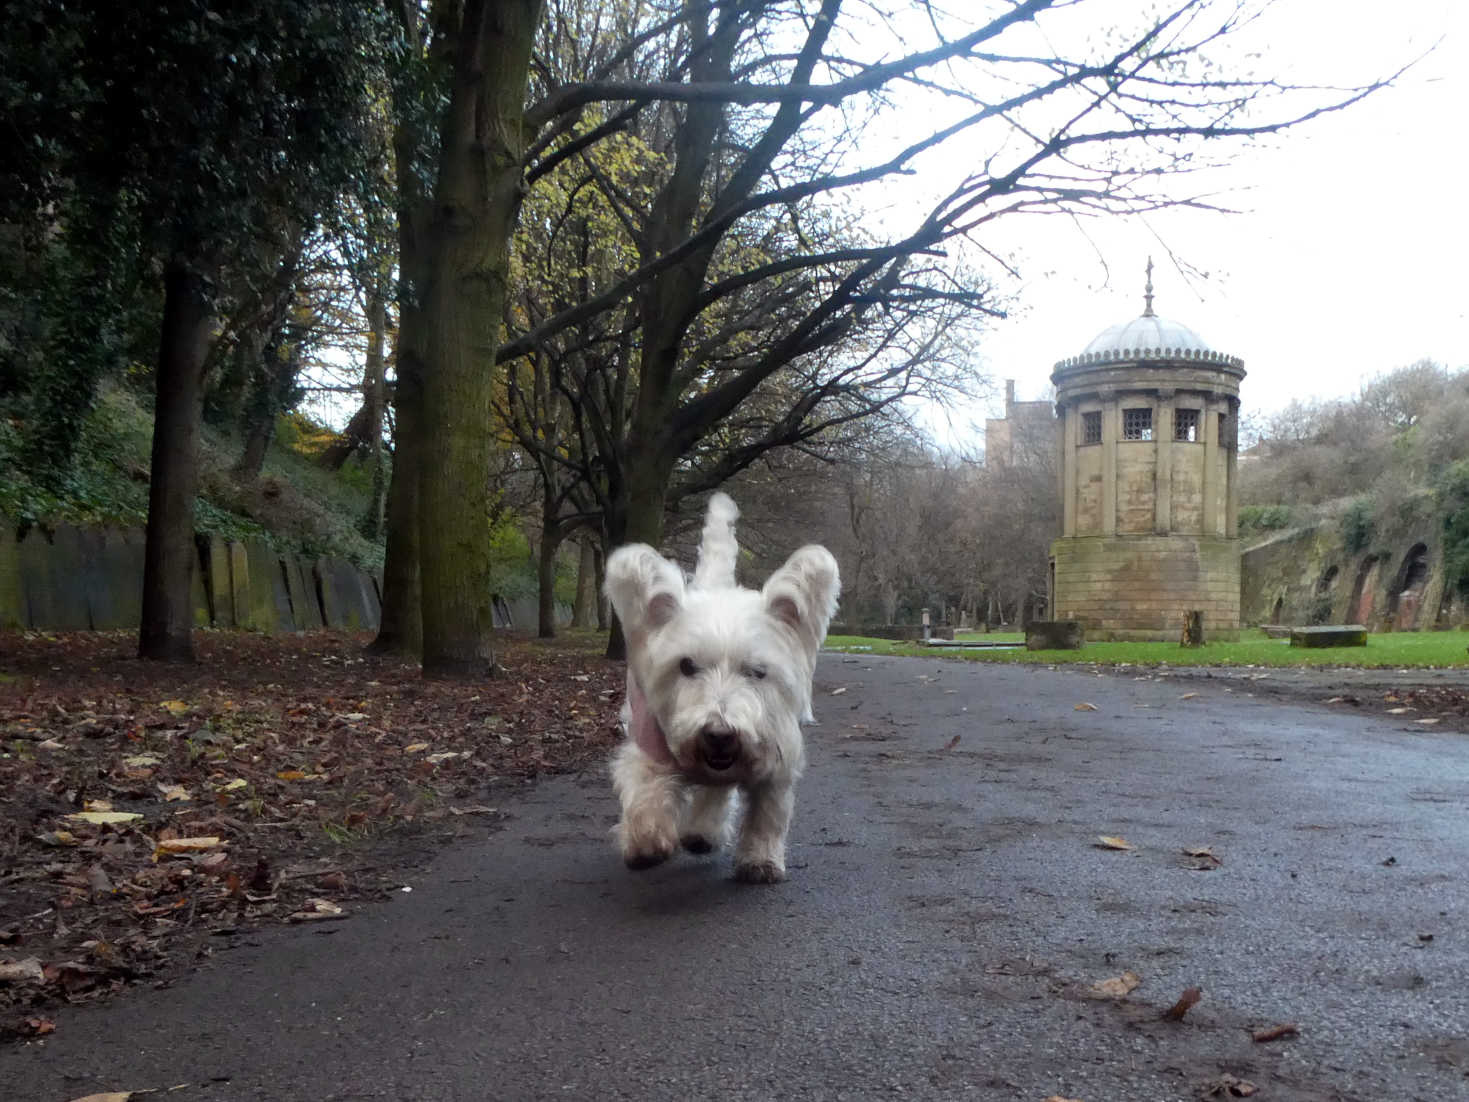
626;672;676;767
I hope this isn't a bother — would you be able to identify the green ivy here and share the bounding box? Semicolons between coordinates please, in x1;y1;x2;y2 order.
1438;460;1469;594
1340;497;1374;554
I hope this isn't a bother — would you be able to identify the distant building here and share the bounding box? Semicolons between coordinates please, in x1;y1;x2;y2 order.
1048;264;1245;640
984;380;1054;467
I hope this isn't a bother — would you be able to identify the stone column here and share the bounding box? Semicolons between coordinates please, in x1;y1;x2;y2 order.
1060;403;1077;537
1201;394;1219;536
1101;389;1118;536
1155;387;1174;535
1224;398;1239;538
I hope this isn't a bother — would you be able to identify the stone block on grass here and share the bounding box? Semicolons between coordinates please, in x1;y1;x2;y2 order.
1289;625;1367;648
1026;620;1084;650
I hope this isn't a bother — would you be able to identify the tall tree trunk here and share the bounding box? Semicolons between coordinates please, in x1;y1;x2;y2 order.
139;261;213;661
594;544;607;632
369;334;424;656
417;0;541;679
571;537;596;628
537;505;561;640
360;287;389;539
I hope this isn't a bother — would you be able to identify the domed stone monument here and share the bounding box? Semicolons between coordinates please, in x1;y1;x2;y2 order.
1049;263;1245;641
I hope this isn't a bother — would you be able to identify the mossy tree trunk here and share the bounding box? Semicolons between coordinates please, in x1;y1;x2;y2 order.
571;537;596;628
139;259;214;661
416;0;542;678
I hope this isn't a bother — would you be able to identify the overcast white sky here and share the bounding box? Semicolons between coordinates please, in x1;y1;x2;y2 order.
911;0;1467;440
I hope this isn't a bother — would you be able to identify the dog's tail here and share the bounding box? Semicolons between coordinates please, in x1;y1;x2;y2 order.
693;492;739;589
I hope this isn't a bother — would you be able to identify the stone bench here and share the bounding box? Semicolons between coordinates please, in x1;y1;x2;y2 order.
1289;625;1368;648
1026;620;1084;650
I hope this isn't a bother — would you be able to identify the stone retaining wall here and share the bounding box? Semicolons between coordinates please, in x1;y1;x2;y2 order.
0;522;381;633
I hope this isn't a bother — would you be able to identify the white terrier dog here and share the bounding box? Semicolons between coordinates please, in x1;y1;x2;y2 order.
604;493;840;883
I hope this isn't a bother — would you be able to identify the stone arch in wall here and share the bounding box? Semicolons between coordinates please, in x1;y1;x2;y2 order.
1387;543;1431;631
1347;555;1380;626
1317;565;1339;593
1270;595;1284;625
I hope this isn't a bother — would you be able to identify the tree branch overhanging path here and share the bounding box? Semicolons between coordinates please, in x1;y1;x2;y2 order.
395;0;1392;667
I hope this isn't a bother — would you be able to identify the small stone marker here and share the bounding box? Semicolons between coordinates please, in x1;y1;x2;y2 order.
1289;625;1367;648
1026;620;1084;650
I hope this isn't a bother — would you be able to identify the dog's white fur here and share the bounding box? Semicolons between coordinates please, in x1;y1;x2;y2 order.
604;493;840;883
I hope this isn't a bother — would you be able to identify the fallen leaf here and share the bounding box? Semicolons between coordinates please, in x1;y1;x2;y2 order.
276;769;307;780
154;836;223;858
1089;970;1141;997
1184;846;1223;869
830;686;847;695
447;805;499;816
1200;1074;1258;1098
217;778;248;792
66;811;143;826
402;742;430;754
83;798;114;812
37;829;79;846
1160;985;1202;1020
1252;1022;1299;1043
1416;718;1441;726
1179;692;1198;700
157;783;191;802
287;898;346;922
1386;707;1413;715
159;699;190;715
1323;696;1344;704
23;1017;56;1036
66;1094;135;1102
425;752;463;764
1074;702;1099;711
1041;1096;1085;1102
942;735;961;751
0;957;46;984
123;754;161;767
1095;835;1135;851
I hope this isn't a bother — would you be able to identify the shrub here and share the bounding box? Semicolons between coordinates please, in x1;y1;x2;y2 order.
1340;497;1374;554
1238;504;1293;536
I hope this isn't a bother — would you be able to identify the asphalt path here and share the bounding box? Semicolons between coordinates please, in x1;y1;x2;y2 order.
5;655;1468;1101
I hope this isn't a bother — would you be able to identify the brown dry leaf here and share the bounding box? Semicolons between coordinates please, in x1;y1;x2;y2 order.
1095;835;1135;851
66;811;143;826
157;783;191;802
66;1094;136;1102
402;742;430;754
123;754;161;767
25;1017;56;1036
288;898;346;922
1090;970;1141;997
1200;1074;1258;1098
1416;718;1441;726
276;769;307;781
1386;706;1414;715
217;778;248;792
154;836;223;858
1323;696;1345;704
1252;1022;1299;1043
1074;702;1099;711
1160;985;1202;1020
83;798;115;812
942;735;961;751
159;699;190;715
1184;846;1223;869
0;957;46;984
1179;692;1198;700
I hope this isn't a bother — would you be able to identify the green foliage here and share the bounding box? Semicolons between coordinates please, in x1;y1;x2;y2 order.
1238;504;1293;536
1341;498;1374;554
487;518;537;601
0;385;383;570
1438;459;1469;594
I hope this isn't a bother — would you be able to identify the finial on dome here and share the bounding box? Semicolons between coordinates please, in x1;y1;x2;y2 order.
1143;257;1155;317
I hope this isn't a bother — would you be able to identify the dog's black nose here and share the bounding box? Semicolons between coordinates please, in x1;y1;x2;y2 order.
700;725;739;769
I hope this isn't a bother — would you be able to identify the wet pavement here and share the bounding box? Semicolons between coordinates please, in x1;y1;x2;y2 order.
4;655;1468;1101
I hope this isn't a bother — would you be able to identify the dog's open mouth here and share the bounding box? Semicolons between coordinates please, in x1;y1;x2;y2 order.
703;749;738;772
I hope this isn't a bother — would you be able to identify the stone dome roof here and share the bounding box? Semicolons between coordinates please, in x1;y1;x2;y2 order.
1082;313;1213;358
1052;263;1244;372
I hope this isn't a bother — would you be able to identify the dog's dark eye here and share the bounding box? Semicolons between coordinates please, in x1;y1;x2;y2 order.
745;665;767;680
679;657;699;677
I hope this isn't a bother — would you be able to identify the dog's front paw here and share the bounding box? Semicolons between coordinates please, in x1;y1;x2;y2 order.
733;860;786;884
625;846;673;871
680;834;715;855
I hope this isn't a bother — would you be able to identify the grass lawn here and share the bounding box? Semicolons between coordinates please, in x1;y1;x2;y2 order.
824;628;1469;669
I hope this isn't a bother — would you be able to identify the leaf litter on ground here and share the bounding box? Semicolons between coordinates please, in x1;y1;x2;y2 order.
0;630;624;1034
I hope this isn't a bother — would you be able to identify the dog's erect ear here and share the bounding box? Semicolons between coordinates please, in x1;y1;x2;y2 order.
762;545;840;654
605;544;686;639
